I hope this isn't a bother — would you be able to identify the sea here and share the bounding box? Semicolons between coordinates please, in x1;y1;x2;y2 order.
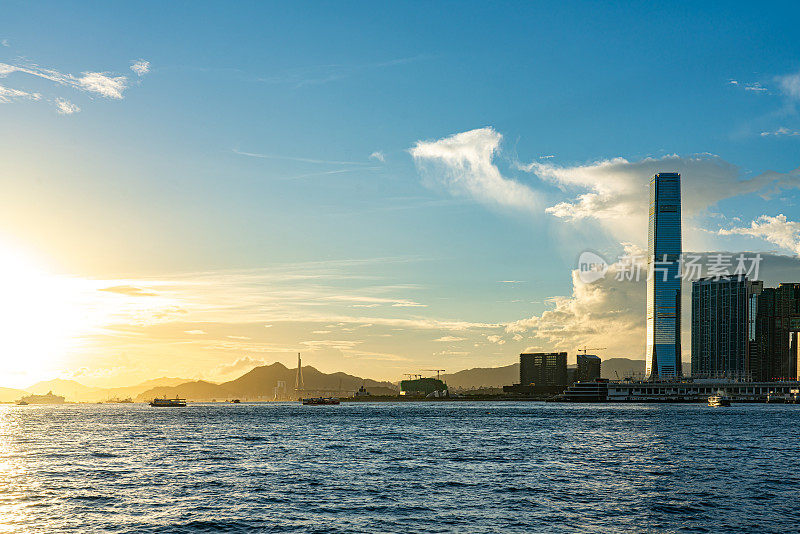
2;401;799;533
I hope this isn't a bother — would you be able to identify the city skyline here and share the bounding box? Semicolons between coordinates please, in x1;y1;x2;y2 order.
2;2;800;388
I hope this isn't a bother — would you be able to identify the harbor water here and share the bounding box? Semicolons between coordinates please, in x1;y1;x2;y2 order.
1;402;799;533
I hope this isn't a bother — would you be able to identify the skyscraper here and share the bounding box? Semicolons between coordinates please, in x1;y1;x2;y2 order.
754;283;800;380
646;172;682;379
691;275;762;378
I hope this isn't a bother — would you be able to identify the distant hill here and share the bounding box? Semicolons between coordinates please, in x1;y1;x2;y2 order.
136;363;397;401
442;364;518;389
27;377;193;403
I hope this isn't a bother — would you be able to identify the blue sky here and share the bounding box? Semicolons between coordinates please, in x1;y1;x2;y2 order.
1;1;800;386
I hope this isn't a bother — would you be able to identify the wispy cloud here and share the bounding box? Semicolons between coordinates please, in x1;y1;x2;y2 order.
369;151;386;162
720;214;800;256
1;39;9;47
761;127;800;137
729;79;768;92
0;62;128;99
130;59;150;76
0;84;41;103
410;127;542;213
233;148;371;166
55;98;80;115
777;70;800;100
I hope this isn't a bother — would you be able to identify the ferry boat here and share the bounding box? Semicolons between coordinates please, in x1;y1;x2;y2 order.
707;393;731;407
149;396;187;407
301;397;340;405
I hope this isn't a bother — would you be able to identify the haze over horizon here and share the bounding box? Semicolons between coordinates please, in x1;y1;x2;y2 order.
2;1;800;389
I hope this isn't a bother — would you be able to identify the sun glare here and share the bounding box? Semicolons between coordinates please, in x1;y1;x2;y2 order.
0;242;93;387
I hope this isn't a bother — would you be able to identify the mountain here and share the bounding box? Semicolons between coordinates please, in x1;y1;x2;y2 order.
442;364;519;389
136;363;397;401
27;377;193;403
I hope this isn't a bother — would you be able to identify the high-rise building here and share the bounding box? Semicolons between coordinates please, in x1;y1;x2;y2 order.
754;283;800;380
576;354;601;382
520;352;568;387
645;172;682;379
691;275;762;378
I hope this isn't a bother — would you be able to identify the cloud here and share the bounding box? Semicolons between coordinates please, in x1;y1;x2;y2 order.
522;154;800;245
55;98;80;115
729;79;768;93
410;127;541;212
1;39;9;47
761;127;800;137
184;330;207;335
369;151;386;162
0;84;41;103
212;356;265;377
226;335;251;340
0;62;128;99
777;70;800;100
130;59;150;76
233;148;370;166
720;214;800;256
99;285;157;297
486;334;506;345
76;72;126;99
434;336;466;342
506;244;647;357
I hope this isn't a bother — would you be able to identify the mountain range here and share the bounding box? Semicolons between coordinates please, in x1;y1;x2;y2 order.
3;357;687;402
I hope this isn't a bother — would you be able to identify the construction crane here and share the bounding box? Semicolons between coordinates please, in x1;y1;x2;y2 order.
424;369;446;380
578;346;606;355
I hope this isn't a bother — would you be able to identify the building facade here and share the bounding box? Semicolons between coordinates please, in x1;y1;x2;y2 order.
577;354;601;382
646;172;683;379
691;276;762;378
754;283;800;381
520;352;568;387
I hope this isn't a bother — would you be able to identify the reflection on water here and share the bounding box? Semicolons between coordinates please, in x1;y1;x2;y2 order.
1;402;799;533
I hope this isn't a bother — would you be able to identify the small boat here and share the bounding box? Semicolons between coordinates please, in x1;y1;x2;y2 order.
302;397;340;405
708;394;731;407
149;397;187;407
15;400;28;406
231;399;241;403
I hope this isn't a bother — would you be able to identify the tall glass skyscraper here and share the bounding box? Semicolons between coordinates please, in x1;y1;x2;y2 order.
646;172;682;379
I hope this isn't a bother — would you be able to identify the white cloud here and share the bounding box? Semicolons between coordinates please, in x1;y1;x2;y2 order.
486;334;506;345
130;59;150;76
720;214;800;256
729;79;767;92
1;39;9;47
777;70;800;100
434;336;466;342
0;84;41;103
761;127;800;137
77;72;126;99
369;151;385;162
184;329;207;335
410;127;542;212
506;244;648;357
0;61;129;100
522;154;800;245
55;98;80;115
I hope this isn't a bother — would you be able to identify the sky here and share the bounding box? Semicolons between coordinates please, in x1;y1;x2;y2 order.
1;1;800;388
